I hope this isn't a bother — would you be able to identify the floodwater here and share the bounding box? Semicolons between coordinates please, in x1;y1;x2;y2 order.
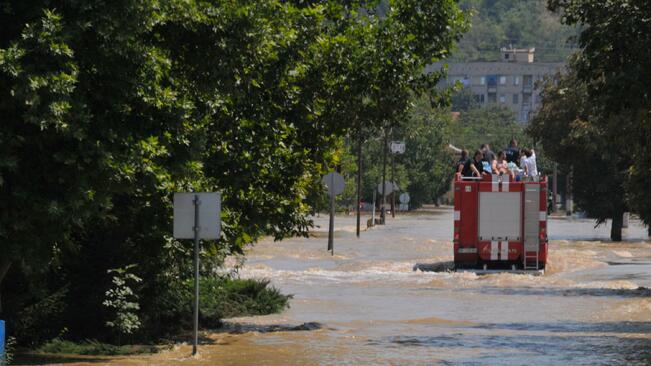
29;207;651;365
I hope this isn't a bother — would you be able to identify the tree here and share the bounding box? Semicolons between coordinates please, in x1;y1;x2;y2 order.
453;0;580;62
548;0;651;231
529;61;629;241
451;87;479;112
0;0;469;344
451;104;528;153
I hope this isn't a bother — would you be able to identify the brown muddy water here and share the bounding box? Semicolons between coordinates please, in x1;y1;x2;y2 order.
27;207;651;365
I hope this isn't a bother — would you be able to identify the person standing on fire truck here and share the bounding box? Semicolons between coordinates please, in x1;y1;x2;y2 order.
521;148;538;179
456;149;468;174
505;139;520;164
480;144;496;174
461;150;484;177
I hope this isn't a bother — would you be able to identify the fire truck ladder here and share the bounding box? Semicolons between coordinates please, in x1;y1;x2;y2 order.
523;185;540;270
524;249;539;270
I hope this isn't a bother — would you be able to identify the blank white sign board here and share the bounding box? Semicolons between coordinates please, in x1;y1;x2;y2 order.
173;192;221;239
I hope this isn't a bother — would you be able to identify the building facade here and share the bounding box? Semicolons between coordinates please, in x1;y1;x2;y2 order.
429;48;564;123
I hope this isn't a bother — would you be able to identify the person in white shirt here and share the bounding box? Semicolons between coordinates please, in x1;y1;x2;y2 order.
520;148;538;178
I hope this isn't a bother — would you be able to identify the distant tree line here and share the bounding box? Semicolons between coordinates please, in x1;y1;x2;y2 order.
454;0;581;62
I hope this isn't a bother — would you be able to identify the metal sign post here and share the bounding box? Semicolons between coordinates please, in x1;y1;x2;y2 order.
390;141;405;218
322;172;345;255
192;195;200;357
174;192;221;357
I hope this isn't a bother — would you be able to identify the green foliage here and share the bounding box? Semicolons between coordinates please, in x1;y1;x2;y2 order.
401;96;456;208
199;277;292;323
103;265;142;340
2;336;16;365
451;87;479;112
0;0;467;348
454;0;580;61
451;104;528;152
35;338;158;356
548;0;651;228
529;59;628;240
8;286;68;348
333;94;455;211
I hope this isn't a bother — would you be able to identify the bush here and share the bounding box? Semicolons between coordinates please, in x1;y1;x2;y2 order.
199;277;292;327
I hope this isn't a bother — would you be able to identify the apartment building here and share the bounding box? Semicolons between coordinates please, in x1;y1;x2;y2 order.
429;48;564;123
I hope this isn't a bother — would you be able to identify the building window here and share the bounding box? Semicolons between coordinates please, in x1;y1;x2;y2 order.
487;75;498;86
480;76;486;85
523;93;532;104
514;76;520;85
513;94;519;104
499;76;507;85
523;75;533;87
488;93;497;103
473;94;485;104
499;94;506;103
504;53;510;60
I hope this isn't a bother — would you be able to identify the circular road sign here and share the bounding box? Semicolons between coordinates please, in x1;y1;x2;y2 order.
399;193;410;204
322;172;345;195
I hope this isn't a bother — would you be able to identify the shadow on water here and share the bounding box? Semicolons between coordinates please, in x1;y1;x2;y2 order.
413;261;455;272
474;321;651;334
372;323;651;365
215;321;324;334
465;286;651;298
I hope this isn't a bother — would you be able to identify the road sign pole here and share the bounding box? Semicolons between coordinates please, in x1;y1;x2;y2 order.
391;142;396;218
371;189;376;226
328;188;335;255
552;163;558;213
192;195;200;356
380;127;388;225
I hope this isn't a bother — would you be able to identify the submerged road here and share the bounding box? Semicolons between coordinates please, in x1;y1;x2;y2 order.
40;207;651;365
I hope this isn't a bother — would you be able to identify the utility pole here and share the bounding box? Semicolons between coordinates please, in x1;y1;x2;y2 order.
566;166;573;216
356;125;362;238
391;129;396;219
380;126;388;225
552;163;558;213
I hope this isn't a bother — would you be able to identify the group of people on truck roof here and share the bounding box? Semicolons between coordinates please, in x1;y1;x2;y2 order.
456;139;538;181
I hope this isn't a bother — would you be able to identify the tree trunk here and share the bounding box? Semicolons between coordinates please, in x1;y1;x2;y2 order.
648;225;650;237
0;259;11;314
611;213;623;242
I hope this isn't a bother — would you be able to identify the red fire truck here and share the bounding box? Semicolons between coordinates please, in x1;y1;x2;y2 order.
453;173;548;273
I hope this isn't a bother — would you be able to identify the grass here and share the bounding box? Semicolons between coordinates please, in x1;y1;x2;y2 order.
34;338;160;356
